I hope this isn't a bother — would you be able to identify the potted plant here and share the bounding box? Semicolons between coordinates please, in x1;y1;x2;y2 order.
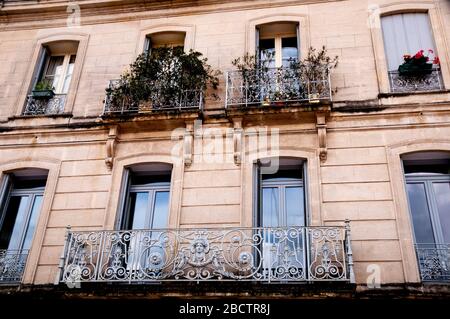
32;80;55;98
289;46;338;103
106;47;220;112
398;49;440;76
232;52;273;106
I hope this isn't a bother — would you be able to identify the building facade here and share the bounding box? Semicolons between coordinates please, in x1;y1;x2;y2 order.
0;0;450;300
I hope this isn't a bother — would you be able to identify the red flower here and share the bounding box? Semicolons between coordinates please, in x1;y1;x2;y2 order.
433;56;440;65
428;49;434;54
414;50;424;59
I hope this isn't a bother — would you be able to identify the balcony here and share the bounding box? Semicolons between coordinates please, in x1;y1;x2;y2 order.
23;94;66;116
60;225;354;283
225;66;332;109
415;244;450;282
388;68;444;93
0;249;28;284
103;79;203;115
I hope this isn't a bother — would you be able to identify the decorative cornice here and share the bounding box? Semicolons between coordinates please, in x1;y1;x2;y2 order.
0;0;344;31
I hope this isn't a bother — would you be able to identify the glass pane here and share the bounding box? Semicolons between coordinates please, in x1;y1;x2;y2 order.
262;187;279;228
6;195;31;251
129;192;149;229
285;186;304;226
22;195;43;251
432;182;450;243
151;191;169;229
282;37;298;67
406;183;435;244
259;38;275;68
62;55;76;94
43;56;64;89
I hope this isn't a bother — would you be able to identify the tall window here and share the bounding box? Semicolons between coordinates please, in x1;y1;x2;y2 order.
381;13;443;92
144;31;186;54
255;158;306;278
119;164;172;231
0;169;48;282
32;41;78;95
403;152;450;281
257;22;299;68
25;41;79;115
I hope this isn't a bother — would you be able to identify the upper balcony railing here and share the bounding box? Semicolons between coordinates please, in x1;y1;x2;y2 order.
415;243;450;282
225;66;332;109
60;224;354;284
0;249;28;284
23;94;66;116
103;79;203;115
388;68;444;93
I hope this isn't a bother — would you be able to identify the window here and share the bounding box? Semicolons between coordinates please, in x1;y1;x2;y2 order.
116;164;172;274
41;54;76;95
255;158;306;278
120;164;171;231
257;23;299;68
144;31;186;54
0;169;48;282
32;41;78;95
381;13;443;92
25;41;79;115
403;152;450;281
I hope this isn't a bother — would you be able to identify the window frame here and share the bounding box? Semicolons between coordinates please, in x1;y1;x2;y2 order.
122;181;171;231
41;53;76;94
15;33;89;117
369;4;450;94
257;24;300;68
1;185;45;251
254;160;308;228
405;173;450;245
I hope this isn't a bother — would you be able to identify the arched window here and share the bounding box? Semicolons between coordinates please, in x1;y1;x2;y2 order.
402;151;450;281
24;40;79;115
118;163;172;230
143;31;186;54
256;22;299;68
0;168;48;282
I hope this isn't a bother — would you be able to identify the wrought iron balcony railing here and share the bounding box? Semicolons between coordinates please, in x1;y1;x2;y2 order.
415;243;450;282
225;66;332;108
23;94;66;116
0;249;28;284
60;224;354;283
388;68;444;93
103;80;203;115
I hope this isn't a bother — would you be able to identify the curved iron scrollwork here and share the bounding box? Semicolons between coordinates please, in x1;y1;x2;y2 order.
415;244;450;282
61;226;351;283
23;94;66;115
0;249;29;283
388;69;444;93
225;66;331;108
103;80;203;114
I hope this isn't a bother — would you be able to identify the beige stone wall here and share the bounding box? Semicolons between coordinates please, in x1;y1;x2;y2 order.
1;0;449;120
0;0;449;286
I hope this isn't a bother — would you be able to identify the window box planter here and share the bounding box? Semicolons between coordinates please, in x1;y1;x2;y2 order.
398;62;433;76
31;89;55;99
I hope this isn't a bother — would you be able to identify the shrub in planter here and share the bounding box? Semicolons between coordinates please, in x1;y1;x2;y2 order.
106;47;220;111
32;80;55;98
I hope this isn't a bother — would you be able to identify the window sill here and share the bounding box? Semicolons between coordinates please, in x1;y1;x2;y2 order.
8;113;73;121
378;89;450;99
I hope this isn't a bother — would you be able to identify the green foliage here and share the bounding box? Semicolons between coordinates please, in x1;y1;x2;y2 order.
34;80;54;91
106;47;220;110
231;46;338;102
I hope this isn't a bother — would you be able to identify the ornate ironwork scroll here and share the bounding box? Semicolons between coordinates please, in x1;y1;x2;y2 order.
0;249;29;283
225;66;331;108
61;226;351;283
